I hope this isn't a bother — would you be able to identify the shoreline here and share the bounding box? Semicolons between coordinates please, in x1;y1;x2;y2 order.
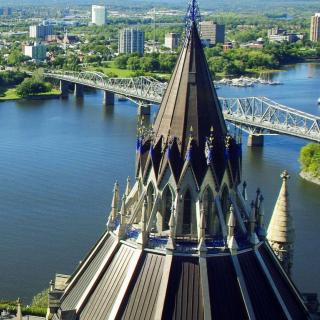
0;94;61;102
300;171;320;186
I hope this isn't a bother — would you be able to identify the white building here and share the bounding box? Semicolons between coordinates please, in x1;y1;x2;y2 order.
164;33;180;50
92;5;106;26
24;43;46;60
29;24;54;39
118;28;144;55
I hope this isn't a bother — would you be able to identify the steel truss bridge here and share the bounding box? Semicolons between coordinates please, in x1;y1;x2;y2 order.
44;70;320;143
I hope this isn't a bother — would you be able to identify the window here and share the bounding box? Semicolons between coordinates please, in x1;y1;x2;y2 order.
147;183;155;219
183;190;192;234
203;188;213;233
163;187;172;230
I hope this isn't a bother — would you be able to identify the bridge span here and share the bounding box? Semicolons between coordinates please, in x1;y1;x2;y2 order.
43;70;320;145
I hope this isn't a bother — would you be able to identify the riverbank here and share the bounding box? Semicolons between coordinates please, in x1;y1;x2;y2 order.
300;171;320;186
0;87;61;102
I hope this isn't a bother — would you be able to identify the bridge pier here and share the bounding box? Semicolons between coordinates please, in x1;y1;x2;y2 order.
247;134;264;147
59;80;69;99
74;84;84;98
103;91;115;106
137;102;151;116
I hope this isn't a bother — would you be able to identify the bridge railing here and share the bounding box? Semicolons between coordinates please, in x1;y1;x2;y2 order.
220;97;320;142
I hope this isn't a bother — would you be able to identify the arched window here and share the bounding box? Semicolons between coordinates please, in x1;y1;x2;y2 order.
221;186;230;223
163;187;172;230
221;186;230;214
183;190;192;234
147;183;155;218
203;188;213;234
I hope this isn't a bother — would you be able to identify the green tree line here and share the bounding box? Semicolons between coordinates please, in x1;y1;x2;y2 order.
300;143;320;178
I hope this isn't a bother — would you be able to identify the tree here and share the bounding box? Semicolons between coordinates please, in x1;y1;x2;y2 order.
300;143;320;178
127;56;141;70
7;50;28;66
114;55;129;69
16;78;52;98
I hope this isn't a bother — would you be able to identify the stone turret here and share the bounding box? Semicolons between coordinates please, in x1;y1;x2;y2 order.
267;170;295;276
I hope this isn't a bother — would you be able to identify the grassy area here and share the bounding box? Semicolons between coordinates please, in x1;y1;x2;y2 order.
86;62;134;78
0;87;60;101
86;62;171;80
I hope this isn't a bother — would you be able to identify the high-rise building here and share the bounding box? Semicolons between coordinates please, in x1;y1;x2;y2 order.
0;7;12;16
164;32;180;50
199;21;225;46
29;24;54;40
24;43;46;60
310;13;320;42
46;4;311;319
118;28;145;55
92;5;106;26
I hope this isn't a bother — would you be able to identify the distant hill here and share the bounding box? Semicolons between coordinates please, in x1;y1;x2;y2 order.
0;0;319;10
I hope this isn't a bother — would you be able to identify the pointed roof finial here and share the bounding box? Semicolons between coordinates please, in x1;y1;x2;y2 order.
267;170;294;244
198;204;207;253
166;204;176;251
186;0;201;30
111;181;119;220
125;176;131;197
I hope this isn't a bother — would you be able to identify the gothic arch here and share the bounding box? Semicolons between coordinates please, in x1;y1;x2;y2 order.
221;185;231;223
202;186;214;234
162;185;173;231
182;189;192;234
147;182;155;219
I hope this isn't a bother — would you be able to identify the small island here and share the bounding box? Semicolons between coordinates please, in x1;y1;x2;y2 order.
0;70;60;102
300;143;320;185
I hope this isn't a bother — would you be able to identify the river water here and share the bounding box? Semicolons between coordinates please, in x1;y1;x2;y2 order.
0;63;319;302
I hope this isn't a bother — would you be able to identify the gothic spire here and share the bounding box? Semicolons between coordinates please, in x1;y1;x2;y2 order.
151;20;228;184
267;170;295;275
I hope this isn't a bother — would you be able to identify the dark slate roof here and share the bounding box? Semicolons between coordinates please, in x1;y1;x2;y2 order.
238;250;287;320
79;245;135;319
60;233;116;310
162;256;204;320
137;22;240;186
207;255;248;319
259;243;309;319
118;252;165;319
53;240;309;320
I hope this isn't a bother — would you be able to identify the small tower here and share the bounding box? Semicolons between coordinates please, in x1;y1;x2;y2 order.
267;170;295;276
16;298;23;320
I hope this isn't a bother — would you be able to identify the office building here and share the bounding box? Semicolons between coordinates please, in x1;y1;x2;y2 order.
118;28;145;55
310;13;320;42
199;21;225;46
24;43;46;60
92;5;106;26
164;32;180;50
29;24;54;40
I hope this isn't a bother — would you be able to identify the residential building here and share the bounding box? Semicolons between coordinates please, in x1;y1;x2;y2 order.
46;13;311;320
118;28;144;55
24;43;46;60
29;24;54;40
92;5;106;26
164;32;180;50
199;20;225;46
310;13;320;42
268;27;304;43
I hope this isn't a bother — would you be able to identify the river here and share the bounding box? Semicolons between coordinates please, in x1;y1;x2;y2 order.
0;63;319;302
